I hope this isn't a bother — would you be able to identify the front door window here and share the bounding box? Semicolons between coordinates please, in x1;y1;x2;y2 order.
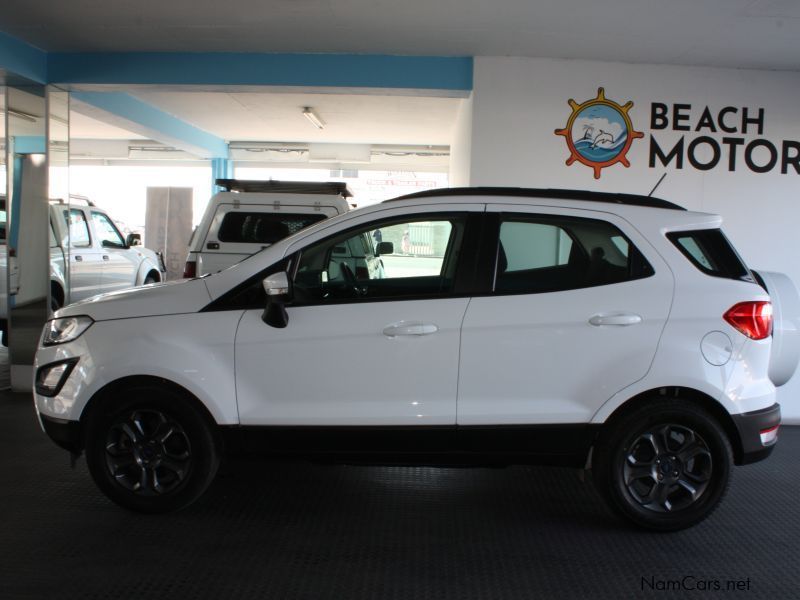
293;217;465;304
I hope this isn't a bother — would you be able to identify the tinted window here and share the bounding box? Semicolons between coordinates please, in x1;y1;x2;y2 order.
217;212;327;244
495;215;653;294
667;229;751;281
0;197;6;241
66;209;91;248
293;216;465;304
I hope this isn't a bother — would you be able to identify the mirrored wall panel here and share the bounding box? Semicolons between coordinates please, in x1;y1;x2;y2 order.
5;81;49;389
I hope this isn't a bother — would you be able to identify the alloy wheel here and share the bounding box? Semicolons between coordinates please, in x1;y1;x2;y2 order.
622;424;713;513
104;409;192;496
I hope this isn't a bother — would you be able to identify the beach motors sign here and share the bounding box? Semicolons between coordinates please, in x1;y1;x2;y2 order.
554;87;800;179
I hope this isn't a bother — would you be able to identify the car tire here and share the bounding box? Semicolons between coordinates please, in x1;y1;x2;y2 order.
84;385;220;513
144;274;158;285
51;292;63;312
593;399;732;531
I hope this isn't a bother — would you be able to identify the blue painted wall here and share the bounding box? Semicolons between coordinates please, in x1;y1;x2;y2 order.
11;136;46;154
0;31;47;83
1;28;473;91
72;91;229;158
48;53;473;91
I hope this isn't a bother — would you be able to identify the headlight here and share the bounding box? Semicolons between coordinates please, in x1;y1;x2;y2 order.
42;316;94;346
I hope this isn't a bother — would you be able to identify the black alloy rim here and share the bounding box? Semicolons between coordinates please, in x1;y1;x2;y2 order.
104;409;192;495
622;424;713;513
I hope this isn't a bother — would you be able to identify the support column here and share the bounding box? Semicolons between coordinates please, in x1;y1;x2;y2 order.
211;156;233;192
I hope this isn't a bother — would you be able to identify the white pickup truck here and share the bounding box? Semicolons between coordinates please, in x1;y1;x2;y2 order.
0;196;164;344
183;179;352;278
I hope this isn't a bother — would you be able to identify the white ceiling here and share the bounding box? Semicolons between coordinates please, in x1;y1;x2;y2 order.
4;0;800;71
126;91;461;145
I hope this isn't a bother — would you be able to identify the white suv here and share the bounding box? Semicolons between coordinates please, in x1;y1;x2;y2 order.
33;188;798;530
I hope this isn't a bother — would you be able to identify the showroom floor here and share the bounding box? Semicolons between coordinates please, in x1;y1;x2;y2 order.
1;392;797;600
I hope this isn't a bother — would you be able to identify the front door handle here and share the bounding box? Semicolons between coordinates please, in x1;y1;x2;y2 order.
382;322;439;337
589;313;642;327
74;255;83;262
102;255;110;261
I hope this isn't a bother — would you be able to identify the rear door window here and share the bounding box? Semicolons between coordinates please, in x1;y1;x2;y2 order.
66;209;92;248
495;215;654;294
667;229;751;281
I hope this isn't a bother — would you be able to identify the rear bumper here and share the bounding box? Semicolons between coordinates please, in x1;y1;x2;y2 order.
39;413;82;454
732;403;781;465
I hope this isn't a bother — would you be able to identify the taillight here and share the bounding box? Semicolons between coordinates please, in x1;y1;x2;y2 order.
723;301;772;340
183;261;197;278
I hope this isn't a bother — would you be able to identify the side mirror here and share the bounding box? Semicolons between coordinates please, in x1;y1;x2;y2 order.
125;233;142;247
376;241;393;256
261;271;291;328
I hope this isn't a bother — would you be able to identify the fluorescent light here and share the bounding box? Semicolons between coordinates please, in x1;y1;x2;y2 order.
1;108;38;123
302;107;325;130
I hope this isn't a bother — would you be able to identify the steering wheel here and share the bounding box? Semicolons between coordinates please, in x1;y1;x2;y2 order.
339;262;366;296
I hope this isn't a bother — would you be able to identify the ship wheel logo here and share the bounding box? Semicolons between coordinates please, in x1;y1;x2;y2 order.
554;87;644;179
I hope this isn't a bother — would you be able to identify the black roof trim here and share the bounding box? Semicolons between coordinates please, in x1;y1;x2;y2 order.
216;179;352;197
387;187;685;211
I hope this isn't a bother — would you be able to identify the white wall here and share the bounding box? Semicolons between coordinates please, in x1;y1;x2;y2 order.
470;56;800;420
449;95;473;187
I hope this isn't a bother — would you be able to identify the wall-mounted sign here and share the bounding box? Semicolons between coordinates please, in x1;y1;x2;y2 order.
649;104;799;175
555;88;800;178
554;88;643;179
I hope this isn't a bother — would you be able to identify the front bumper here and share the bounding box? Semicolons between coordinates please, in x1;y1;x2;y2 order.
39;413;82;454
732;403;781;465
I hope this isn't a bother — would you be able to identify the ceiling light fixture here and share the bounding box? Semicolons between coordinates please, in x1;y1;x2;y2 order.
0;108;39;123
302;107;325;130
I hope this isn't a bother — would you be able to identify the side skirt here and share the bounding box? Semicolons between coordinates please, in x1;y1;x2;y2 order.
220;424;601;468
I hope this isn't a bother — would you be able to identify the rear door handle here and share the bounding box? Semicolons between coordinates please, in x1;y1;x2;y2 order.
589;313;642;327
102;255;110;261
74;255;83;262
382;322;439;337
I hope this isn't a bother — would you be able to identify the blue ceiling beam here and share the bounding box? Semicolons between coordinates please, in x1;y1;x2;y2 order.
48;53;473;91
71;91;228;159
0;30;47;84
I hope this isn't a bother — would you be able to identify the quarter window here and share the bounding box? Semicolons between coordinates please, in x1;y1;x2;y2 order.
495;215;653;294
667;229;751;281
293;216;465;304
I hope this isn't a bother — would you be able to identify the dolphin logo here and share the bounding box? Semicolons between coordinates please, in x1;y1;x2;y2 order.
592;129;615;148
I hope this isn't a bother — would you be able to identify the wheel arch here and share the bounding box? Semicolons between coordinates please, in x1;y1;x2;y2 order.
136;259;161;285
598;386;745;465
79;375;221;447
50;279;65;308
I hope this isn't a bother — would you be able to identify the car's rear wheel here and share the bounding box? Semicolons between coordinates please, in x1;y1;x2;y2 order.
84;385;220;513
593;400;732;531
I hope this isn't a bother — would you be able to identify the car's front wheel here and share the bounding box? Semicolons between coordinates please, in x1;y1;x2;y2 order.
593;400;732;531
84;385;220;513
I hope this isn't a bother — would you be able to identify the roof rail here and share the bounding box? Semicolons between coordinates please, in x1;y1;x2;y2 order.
49;195;96;207
386;186;685;211
215;179;352;198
